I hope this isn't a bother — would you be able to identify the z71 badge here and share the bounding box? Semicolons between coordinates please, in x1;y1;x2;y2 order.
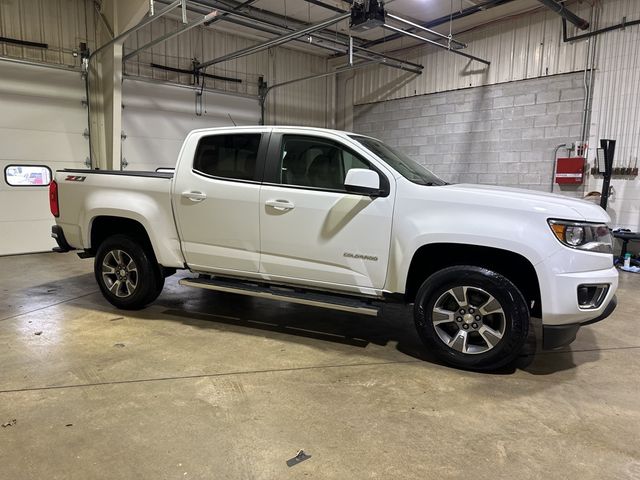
65;175;86;182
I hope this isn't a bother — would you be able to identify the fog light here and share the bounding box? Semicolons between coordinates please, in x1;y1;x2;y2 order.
577;284;609;309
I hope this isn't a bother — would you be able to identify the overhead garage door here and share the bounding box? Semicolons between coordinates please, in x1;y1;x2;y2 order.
121;78;261;171
0;60;88;256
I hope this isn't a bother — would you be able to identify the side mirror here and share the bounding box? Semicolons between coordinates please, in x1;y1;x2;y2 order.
344;168;380;196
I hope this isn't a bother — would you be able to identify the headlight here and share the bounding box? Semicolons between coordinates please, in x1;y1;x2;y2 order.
548;219;613;253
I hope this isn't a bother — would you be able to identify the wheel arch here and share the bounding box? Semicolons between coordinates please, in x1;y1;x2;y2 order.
89;215;155;259
405;243;542;317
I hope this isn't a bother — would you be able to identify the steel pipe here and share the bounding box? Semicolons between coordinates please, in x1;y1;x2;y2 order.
259;57;419;123
124;10;218;60
537;0;589;30
95;2;114;38
0;55;81;73
197;11;350;69
181;0;188;23
190;0;356;46
382;24;490;66
264;60;380;95
386;13;466;48
90;0;181;61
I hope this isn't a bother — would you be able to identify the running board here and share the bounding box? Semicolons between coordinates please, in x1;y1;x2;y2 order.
179;277;380;317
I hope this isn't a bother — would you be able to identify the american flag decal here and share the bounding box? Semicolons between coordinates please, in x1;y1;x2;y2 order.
65;175;86;182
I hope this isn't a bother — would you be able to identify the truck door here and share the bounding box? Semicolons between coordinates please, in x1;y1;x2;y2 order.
172;131;267;274
258;132;395;292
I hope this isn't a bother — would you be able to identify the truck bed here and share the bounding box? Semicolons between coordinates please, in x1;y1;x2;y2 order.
62;169;174;179
54;167;184;268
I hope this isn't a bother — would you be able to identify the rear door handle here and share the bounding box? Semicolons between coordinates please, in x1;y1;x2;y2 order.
265;199;295;211
182;191;207;202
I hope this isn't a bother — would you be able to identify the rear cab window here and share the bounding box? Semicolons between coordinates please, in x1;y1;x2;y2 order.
193;134;262;181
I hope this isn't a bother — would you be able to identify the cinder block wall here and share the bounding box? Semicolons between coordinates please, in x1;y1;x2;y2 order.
353;72;588;197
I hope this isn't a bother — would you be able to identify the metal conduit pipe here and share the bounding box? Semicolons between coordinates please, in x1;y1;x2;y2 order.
124;9;218;60
264;60;379;95
536;0;589;30
196;12;350;69
258;60;382;124
382;24;490;66
89;0;181;62
386;13;467;49
551;144;571;192
0;55;82;73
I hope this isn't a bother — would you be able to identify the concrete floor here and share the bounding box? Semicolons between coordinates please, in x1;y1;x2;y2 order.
0;252;639;479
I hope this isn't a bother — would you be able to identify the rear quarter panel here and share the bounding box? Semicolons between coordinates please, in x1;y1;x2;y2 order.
54;172;184;267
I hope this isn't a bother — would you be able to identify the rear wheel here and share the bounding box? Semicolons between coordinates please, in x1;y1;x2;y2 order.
414;266;529;370
94;234;164;310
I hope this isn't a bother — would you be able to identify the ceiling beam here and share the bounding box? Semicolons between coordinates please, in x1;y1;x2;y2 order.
197;12;350;69
382;24;490;66
360;0;517;49
151;0;422;74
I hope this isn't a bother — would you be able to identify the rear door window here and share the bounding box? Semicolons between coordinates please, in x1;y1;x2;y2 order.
193;134;261;181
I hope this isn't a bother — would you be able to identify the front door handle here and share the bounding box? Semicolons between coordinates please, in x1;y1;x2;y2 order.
265;199;295;211
182;191;207;202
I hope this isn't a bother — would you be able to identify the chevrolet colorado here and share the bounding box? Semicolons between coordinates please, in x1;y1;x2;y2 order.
50;126;618;370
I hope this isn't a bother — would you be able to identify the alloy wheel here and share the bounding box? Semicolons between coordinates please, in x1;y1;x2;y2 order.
431;286;506;354
101;249;139;298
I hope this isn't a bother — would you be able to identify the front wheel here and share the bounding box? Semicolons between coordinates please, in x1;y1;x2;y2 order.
414;266;529;371
94;234;164;310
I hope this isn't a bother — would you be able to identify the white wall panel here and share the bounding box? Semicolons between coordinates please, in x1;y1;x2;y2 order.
121;78;260;171
0;0;96;66
0;61;89;256
585;0;640;230
2;0;332;128
123;15;330;127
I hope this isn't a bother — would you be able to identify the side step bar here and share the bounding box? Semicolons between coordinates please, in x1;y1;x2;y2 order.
179;277;380;317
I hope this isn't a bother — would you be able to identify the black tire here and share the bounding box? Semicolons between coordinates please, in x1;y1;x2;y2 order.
414;265;529;371
94;234;164;310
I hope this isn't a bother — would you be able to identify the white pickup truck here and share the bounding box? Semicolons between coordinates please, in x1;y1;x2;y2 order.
50;126;618;370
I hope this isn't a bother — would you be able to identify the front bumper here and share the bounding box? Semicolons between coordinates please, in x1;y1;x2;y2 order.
537;262;619;326
543;295;617;349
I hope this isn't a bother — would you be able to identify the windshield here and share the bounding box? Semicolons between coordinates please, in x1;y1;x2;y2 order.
351;135;447;186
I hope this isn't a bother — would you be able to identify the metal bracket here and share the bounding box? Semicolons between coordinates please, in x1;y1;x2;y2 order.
81;98;88;108
181;0;187;24
149;0;155;16
83;128;90;139
121;157;128;169
258;76;269;125
121;131;127;140
84;157;92;168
